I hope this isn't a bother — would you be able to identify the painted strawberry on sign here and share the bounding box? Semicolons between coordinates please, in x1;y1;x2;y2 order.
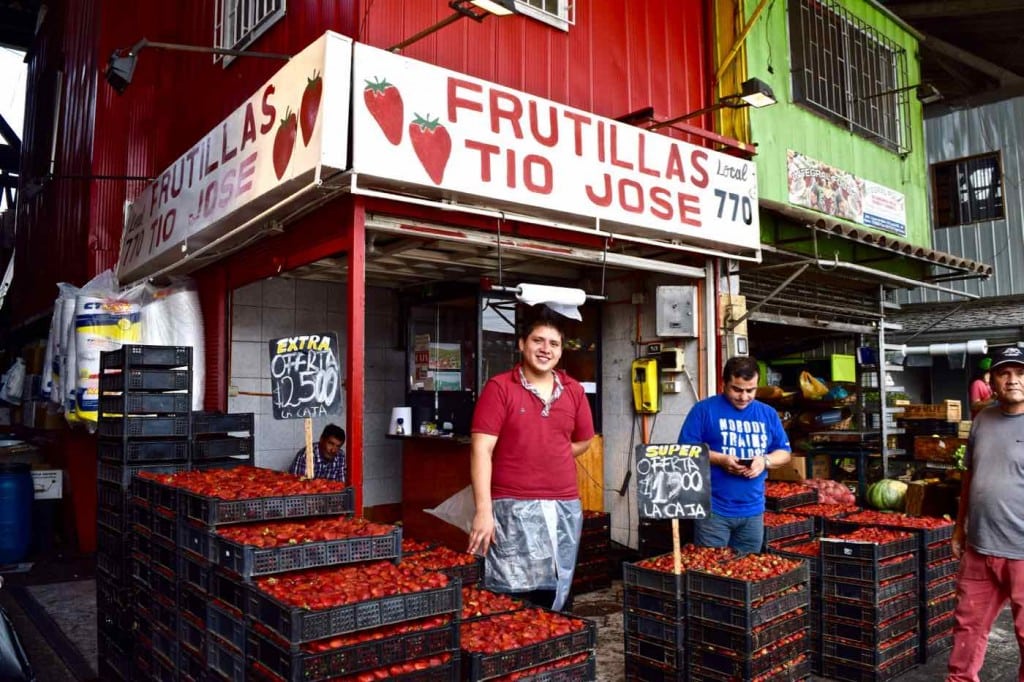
273;108;298;180
409;113;451;185
300;70;323;146
363;76;404;145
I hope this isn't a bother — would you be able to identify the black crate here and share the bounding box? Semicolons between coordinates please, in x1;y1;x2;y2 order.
179;549;212;593
926;557;959;583
823;552;917;584
766;541;822;580
623;586;685;620
517;653;596;682
97;415;191;439
100;392;192;416
207;632;246;682
192;436;254;461
686;562;809;605
149;534;177;575
582;511;611;531
823;608;917;646
248;577;461;644
181;487;355;527
101;345;193;370
179;616;206;660
248;616;458;681
688;632;808;680
822;632;918;668
687;585;809;631
624;656;686;682
573;557;610;582
100;368;192;392
926;575;958;600
823;573;917;605
623;610;684;647
819;643;917;679
763;516;815;548
133;473;181;513
213;525;402;578
129;555;150;588
689;608;807;652
149;508;178;544
821;534;918;561
823;593;909;625
96;522;127;556
926;593;957;623
765;490;817;511
622;561;685;600
208;600;248;654
149;565;179;604
624;635;683;669
210;568;252;615
925;540;954;564
150;622;179;668
180;647;205;682
923;613;956;642
925;632;954;661
97;460;189;490
465;617;596;681
180;583;208;625
192;411;255;436
99;438;190;463
179;520;217;562
571;573;612;596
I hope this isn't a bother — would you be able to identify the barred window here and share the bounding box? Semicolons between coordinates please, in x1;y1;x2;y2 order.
515;0;574;30
214;0;286;65
789;0;910;154
932;153;1004;227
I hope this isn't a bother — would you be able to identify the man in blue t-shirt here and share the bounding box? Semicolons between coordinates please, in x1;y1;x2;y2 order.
678;356;791;554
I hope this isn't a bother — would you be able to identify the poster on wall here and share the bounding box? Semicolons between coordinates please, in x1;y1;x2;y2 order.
786;150;906;236
268;332;342;420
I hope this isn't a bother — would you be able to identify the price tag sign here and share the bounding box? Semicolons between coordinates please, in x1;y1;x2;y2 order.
634;443;711;519
269;332;342;420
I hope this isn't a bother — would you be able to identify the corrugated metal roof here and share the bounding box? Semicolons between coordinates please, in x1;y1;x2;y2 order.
760;198;993;278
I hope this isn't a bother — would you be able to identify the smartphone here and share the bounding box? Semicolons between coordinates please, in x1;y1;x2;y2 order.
737;458;755;468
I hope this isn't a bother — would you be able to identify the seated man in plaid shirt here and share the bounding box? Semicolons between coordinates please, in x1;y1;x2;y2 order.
289;424;346;481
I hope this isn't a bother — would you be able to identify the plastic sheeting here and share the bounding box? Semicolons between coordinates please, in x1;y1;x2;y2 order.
141;281;205;410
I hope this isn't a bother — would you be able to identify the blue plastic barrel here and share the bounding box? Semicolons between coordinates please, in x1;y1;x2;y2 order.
0;463;33;564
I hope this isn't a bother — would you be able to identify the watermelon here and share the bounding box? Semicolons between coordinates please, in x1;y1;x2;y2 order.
867;479;908;511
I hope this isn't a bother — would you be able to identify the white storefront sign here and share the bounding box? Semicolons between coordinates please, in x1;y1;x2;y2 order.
350;42;760;252
117;32;352;283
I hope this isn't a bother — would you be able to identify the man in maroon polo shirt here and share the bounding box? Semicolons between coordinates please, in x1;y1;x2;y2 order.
467;313;595;611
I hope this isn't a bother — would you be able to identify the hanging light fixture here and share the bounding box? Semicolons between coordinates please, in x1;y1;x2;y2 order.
647;77;777;131
389;0;518;52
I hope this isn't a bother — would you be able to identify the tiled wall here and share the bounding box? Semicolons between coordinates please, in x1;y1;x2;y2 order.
229;277;406;506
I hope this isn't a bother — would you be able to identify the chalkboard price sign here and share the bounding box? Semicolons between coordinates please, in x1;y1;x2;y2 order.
634;443;711;519
269;332;341;420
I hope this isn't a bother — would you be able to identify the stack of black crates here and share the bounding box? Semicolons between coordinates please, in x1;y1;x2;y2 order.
768;537;822;674
96;344;195;679
819;532;920;681
687;564;811;680
95;344;258;679
920;526;958;659
573;510;612;595
622;557;687;681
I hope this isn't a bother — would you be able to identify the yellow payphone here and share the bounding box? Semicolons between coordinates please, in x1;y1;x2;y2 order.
631;357;661;414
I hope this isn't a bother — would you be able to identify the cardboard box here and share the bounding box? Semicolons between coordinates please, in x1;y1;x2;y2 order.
31;469;63;500
769;454;830;481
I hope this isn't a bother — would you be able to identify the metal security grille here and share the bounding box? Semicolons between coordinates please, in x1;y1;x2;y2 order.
213;0;286;64
932;153;1005;227
789;0;910;154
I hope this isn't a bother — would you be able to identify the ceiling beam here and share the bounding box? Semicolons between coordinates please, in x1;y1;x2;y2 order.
889;0;1024;19
921;32;1024;86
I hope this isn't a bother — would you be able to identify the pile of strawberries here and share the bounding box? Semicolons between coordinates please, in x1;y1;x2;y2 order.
138;466;346;499
254;561;449;610
214;516;394;548
460;609;587;654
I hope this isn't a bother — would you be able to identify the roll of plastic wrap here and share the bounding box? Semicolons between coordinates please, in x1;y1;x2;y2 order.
41;301;60;399
142;285;205;410
515;283;587;321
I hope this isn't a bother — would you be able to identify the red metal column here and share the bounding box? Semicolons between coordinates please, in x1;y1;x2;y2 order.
346;198;367;514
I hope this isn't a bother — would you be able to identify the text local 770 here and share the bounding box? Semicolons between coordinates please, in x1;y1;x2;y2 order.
446;78;755;229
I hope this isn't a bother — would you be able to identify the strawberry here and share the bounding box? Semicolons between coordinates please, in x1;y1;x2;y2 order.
273;108;297;180
299;71;323;146
363;76;404;145
409;113;451;185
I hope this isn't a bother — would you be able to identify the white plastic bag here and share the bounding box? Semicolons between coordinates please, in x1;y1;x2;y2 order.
141;278;205;410
0;358;26;406
424;485;476;534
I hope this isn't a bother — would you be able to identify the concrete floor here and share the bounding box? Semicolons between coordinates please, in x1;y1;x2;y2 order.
572;581;1022;681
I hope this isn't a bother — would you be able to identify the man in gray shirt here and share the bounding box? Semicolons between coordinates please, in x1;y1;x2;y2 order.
948;346;1024;682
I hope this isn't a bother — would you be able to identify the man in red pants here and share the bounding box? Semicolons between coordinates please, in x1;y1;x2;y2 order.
948;345;1024;681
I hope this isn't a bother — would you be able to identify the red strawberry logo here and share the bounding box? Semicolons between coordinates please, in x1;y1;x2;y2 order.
273;108;298;180
363;77;404;145
300;70;323;146
409;113;451;185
